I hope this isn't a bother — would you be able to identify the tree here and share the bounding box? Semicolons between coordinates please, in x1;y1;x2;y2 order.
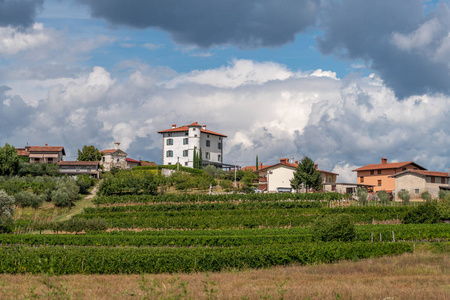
240;170;257;193
0;190;15;232
256;155;259;171
398;190;410;205
311;214;356;242
357;187;368;205
377;190;390;205
421;191;432;202
77;145;103;161
198;148;203;169
290;156;322;192
0;143;20;176
193;147;198;169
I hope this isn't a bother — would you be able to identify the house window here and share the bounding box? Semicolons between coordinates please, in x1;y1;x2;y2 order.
328;177;331;183
166;139;173;145
117;158;119;162
206;140;210;147
194;134;197;137
402;168;406;171
218;142;222;149
183;138;189;145
185;162;188;166
207;134;209;138
378;170;381;175
183;150;188;157
431;176;435;183
166;150;173;157
370;170;374;175
102;157;105;162
48;158;53;163
415;189;419;194
168;133;172;137
378;180;382;186
193;128;196;131
441;177;446;184
360;176;364;183
185;132;188;136
205;152;210;159
218;154;222;162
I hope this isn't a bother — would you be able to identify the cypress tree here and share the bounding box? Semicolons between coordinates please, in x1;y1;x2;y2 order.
193;147;198;169
256;155;259;171
198;148;203;169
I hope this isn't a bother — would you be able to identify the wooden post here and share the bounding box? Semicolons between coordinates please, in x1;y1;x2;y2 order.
392;231;395;242
371;232;373;243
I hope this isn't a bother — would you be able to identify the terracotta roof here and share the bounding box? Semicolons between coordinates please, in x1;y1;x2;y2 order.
126;158;140;163
242;166;257;171
100;149;117;154
353;161;426;171
17;149;30;156
28;146;65;155
317;169;339;175
257;161;338;175
390;169;450;178
57;161;99;166
158;123;227;137
140;161;158;167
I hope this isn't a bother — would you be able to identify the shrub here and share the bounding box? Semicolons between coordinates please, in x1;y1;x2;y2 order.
357;187;368;205
0;190;15;232
311;214;356;242
438;190;449;200
14;191;43;209
421;191;432;202
76;175;95;194
398;190;410;204
51;189;72;207
219;179;232;191
403;202;440;224
377;190;390;205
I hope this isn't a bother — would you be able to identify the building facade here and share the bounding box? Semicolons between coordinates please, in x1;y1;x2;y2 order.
353;158;426;193
158;122;227;168
390;170;450;200
100;142;127;171
57;161;101;178
17;144;65;163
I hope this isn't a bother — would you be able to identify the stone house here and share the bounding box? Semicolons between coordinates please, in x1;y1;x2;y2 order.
100;142;127;171
57;161;101;178
390;170;450;200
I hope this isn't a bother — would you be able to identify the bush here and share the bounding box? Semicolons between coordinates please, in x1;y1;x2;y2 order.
311;214;356;242
421;191;432;202
398;190;410;204
51;189;72;207
402;202;441;224
377;190;390;205
0;190;15;232
219;179;232;191
357;187;368;205
76;175;95;194
14;191;43;209
438;190;449;200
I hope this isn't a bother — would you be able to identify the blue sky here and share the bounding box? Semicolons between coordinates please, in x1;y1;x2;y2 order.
0;0;449;181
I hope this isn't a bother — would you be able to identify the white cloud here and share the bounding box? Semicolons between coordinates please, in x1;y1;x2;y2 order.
143;43;164;50
0;23;55;55
391;19;441;52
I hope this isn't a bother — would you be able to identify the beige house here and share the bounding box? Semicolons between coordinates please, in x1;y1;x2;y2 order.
126;158;141;169
17;144;65;163
390;170;450;200
255;158;338;193
100;142;127;171
57;161;101;178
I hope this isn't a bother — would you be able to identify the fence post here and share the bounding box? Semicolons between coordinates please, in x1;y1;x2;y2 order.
371;232;373;243
392;231;395;242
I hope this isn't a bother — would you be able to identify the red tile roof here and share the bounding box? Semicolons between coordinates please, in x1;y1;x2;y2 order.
140;161;158;167
353;161;426;171
28;146;65;155
126;158;140;163
158;123;227;137
390;169;449;178
101;149;117;154
242;166;257;171
257;160;338;175
57;161;99;166
17;148;30;156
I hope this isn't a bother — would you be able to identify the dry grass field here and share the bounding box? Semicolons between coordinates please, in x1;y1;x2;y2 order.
1;248;448;300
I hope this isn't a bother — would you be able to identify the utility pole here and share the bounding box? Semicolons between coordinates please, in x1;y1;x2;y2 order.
234;160;237;188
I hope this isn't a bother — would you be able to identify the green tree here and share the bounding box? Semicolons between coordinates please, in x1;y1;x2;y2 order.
398;190;410;205
240;170;257;193
77;145;103;161
311;214;356;242
403;202;441;224
198;148;203;169
290;156;322;192
0;143;20;176
377;190;390;205
421;191;432;202
0;190;15;232
256;155;259;171
357;187;368;205
193;147;198;169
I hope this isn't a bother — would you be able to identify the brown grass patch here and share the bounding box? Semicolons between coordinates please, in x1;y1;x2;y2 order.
0;250;449;299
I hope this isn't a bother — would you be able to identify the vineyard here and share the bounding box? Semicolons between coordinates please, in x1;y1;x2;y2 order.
2;188;450;275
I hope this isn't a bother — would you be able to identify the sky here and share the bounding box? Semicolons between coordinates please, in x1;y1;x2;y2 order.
0;0;449;182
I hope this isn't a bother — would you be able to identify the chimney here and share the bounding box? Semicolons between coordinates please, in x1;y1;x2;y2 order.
280;158;288;164
114;142;120;150
295;160;298;165
314;164;318;170
202;125;206;130
381;158;387;165
172;124;176;128
259;162;263;168
45;143;48;146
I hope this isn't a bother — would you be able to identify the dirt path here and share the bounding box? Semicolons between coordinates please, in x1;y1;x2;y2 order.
54;182;100;222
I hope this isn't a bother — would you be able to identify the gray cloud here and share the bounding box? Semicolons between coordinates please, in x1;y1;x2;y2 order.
0;0;43;28
317;0;450;98
76;0;319;48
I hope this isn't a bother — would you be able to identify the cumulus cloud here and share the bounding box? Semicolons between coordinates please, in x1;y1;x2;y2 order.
0;0;43;28
0;23;54;55
1;60;449;178
76;0;319;48
317;0;450;98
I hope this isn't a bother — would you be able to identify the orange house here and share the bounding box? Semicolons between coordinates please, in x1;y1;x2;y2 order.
353;158;426;193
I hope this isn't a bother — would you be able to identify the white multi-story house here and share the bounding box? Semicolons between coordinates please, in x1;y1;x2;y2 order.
158;122;227;168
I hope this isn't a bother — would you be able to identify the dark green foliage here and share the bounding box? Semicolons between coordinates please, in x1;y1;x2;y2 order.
377;190;390;205
240;170;257;193
76;174;95;194
98;171;159;196
311;214;356;242
13;191;44;209
0;144;20;176
421;191;432;202
357;187;368;205
438;190;449;200
290;156;322;191
77;145;102;161
256;155;258;171
198;148;203;169
403;202;441;224
0;190;15;232
51;179;80;207
222;170;245;181
18;163;59;176
219;179;232;191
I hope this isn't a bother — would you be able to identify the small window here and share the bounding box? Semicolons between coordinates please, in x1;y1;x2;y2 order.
402;167;406;171
47;158;53;163
166;139;173;145
183;138;189;145
168;162;172;165
166;150;173;157
378;180;382;186
328;177;331;183
218;154;222;162
441;177;446;184
378;170;381;175
360;176;364;183
168;133;172;137
431;176;435;183
415;189;419;194
193;128;196;131
117;158;119;162
194;134;197;137
218;142;222;149
185;162;188;166
370;170;374;175
102;157;105;162
206;140;210;147
185;132;188;136
183;150;188;157
205;152;210;159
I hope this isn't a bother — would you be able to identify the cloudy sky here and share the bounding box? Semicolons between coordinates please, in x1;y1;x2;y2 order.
1;0;449;181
